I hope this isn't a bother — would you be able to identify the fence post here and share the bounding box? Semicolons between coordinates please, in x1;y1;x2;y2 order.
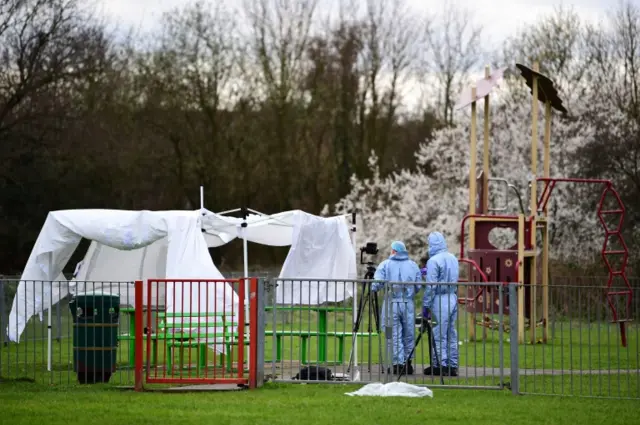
498;283;505;389
134;280;144;392
508;283;520;395
55;300;62;342
251;277;265;389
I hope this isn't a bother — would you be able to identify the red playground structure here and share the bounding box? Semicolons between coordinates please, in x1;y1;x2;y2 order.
455;62;632;347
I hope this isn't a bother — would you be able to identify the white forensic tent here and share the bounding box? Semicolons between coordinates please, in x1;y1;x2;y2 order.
198;208;358;305
7;207;360;372
7;209;239;344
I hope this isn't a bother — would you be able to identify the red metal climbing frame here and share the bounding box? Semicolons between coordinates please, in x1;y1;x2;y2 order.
537;177;633;347
457;258;490;305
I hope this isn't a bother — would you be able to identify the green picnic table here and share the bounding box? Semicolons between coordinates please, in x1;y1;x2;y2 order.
265;305;357;364
119;307;152;367
119;309;235;369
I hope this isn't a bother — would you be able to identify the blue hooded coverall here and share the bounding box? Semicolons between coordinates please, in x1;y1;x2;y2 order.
372;241;422;366
423;232;459;369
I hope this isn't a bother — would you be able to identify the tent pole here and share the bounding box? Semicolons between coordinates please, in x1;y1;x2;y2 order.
47;303;52;372
241;207;250;369
200;186;204;210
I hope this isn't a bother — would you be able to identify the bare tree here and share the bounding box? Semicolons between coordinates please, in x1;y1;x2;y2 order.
0;0;116;267
421;3;483;125
501;5;587;106
136;0;246;208
242;0;319;209
0;0;105;134
358;0;419;170
579;1;640;245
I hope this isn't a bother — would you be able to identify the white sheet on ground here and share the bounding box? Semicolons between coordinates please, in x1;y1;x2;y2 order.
7;209;238;346
345;382;434;398
275;211;356;304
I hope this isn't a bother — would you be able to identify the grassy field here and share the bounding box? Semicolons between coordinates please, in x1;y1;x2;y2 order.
0;381;639;425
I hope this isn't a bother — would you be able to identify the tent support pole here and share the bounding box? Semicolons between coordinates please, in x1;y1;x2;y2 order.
199;186;204;210
241;207;250;369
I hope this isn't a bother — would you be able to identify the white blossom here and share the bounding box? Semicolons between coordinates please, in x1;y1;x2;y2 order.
329;80;607;263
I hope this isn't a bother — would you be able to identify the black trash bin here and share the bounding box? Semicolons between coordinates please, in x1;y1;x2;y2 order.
69;292;120;384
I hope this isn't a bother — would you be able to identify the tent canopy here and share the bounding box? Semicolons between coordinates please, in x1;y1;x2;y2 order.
7;208;357;343
7;209;238;343
200;208;299;247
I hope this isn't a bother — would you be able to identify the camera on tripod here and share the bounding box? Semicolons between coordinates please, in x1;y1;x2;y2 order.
347;241;383;374
359;242;379;277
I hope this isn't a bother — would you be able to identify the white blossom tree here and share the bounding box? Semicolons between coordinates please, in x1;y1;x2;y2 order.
326;76;604;264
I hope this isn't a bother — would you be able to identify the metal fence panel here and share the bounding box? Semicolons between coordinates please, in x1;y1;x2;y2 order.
267;278;506;389
2;275;637;399
510;280;639;399
0;279;140;386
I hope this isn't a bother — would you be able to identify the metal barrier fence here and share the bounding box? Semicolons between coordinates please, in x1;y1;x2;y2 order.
1;276;638;399
515;280;639;399
0;279;142;386
267;279;506;390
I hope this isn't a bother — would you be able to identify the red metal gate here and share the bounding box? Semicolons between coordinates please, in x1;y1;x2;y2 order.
134;278;258;390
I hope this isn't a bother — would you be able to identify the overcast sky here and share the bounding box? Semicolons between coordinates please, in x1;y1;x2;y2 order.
95;0;612;44
93;0;618;111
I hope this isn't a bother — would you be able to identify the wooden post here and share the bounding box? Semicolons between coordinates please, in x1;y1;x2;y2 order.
482;65;491;212
469;84;478;228
541;101;552;342
468;84;478;342
530;61;540;221
528;61;540;344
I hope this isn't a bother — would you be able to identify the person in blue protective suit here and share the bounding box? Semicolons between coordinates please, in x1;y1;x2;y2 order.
371;241;422;375
422;232;460;377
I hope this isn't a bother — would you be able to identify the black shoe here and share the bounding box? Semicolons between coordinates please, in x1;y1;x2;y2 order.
399;361;413;375
423;366;441;376
440;366;458;377
392;364;405;374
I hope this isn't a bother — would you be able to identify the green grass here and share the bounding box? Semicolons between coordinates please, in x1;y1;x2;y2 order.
0;382;639;425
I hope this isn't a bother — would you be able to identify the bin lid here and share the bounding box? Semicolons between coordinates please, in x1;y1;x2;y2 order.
72;291;121;299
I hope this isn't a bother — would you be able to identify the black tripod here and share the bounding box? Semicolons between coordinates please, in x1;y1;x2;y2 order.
346;262;384;374
397;313;444;384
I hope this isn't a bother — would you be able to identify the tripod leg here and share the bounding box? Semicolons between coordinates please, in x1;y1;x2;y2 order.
366;286;373;373
372;292;384;374
347;283;369;373
397;329;425;381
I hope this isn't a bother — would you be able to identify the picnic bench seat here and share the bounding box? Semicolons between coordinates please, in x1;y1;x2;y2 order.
264;330;380;364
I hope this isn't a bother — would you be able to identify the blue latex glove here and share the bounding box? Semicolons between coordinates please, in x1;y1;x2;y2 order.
420;267;427;277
